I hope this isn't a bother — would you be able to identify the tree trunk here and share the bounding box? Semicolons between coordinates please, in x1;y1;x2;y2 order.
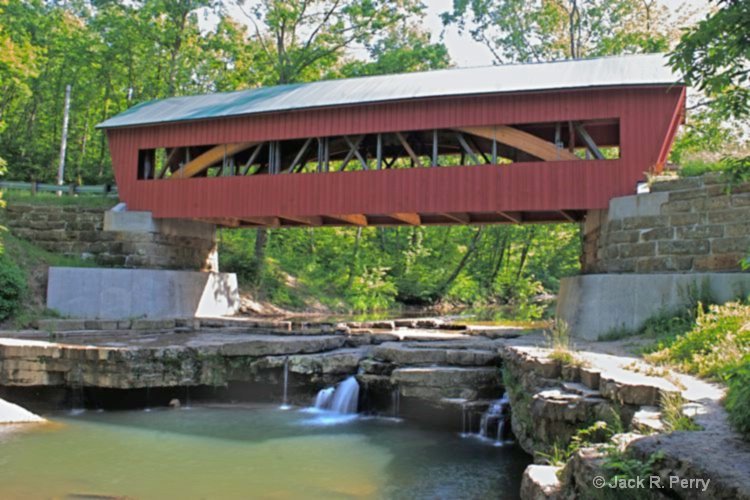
436;227;484;298
254;228;269;281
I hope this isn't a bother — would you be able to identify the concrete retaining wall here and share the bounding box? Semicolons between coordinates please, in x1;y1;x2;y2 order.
47;267;240;319
557;272;750;340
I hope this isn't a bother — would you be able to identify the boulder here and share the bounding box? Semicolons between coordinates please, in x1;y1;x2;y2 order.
520;465;563;500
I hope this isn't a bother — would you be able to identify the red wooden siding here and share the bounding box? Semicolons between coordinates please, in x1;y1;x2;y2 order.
106;85;685;224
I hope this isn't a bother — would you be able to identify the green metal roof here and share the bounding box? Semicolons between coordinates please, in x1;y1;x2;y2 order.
97;54;680;130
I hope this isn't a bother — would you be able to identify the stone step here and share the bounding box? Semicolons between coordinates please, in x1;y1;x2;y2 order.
391;366;500;386
372;342;500;366
249;348;369;375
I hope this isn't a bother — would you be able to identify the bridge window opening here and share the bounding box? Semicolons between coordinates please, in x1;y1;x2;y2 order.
136;119;619;180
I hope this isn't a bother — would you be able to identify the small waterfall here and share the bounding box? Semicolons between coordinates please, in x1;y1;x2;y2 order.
460;402;470;437
280;357;291;409
315;387;335;409
391;387;400;418
479;393;511;443
313;376;359;414
69;365;85;414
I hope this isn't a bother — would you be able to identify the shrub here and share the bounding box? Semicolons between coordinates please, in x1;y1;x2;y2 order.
726;357;750;438
0;253;26;321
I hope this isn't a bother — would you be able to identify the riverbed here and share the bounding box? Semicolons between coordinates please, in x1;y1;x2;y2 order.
0;404;530;499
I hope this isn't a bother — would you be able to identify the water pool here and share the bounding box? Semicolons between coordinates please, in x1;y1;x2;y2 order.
0;405;530;499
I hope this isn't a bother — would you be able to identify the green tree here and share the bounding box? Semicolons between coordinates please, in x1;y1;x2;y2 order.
670;0;750;121
442;0;671;63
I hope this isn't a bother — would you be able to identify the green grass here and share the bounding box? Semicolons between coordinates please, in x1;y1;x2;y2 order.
660;391;701;432
677;159;724;177
643;302;750;438
2;231;96;269
646;302;750;379
0;231;94;327
1;190;119;208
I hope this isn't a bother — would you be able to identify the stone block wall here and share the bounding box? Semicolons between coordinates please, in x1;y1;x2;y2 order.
586;174;750;274
3;203;217;271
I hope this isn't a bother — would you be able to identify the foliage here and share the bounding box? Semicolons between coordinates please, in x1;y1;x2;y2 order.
669;0;750;121
219;224;581;313
599;449;664;499
0;252;26;322
442;0;673;63
0;0;441;183
647;302;750;380
538;419;619;466
725;357;750;437
660;391;701;432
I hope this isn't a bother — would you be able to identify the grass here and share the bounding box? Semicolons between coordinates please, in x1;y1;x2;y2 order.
660;391;701;432
1;190;119;208
677;159;724;178
642;302;750;438
0;231;94;328
646;302;750;379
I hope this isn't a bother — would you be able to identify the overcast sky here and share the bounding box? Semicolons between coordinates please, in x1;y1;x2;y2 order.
421;0;710;67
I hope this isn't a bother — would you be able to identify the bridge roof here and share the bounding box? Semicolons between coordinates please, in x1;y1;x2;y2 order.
98;54;679;130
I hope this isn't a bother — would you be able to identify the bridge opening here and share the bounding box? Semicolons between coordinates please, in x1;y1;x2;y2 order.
136;119;620;181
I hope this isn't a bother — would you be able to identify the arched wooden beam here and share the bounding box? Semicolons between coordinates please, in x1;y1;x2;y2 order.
457;126;578;162
174;142;259;179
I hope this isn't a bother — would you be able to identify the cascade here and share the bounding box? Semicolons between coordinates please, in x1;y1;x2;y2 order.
313;376;359;414
479;393;510;443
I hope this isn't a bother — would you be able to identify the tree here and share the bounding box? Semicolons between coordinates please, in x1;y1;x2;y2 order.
669;0;750;121
441;0;672;63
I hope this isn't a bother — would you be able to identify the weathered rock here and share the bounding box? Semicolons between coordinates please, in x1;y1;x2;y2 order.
217;335;346;356
391;366;500;400
520;465;562;500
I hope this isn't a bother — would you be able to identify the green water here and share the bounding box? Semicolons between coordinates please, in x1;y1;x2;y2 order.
0;405;529;500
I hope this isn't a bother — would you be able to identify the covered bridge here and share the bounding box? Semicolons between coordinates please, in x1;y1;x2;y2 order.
98;54;685;228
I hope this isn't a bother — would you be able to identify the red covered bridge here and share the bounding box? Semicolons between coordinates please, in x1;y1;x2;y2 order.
98;54;685;228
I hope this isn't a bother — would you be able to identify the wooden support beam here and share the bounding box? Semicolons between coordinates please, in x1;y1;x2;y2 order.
458;126;578;162
240;143;265;175
395;132;422;167
239;216;281;227
174;142;258;179
455;133;480;165
573;123;605;160
328;214;368;226
441;212;471;224
389;212;421;225
197;217;240;227
560;210;578;222
279;215;323;226
340;135;367;171
497;211;522;224
286;138;313;173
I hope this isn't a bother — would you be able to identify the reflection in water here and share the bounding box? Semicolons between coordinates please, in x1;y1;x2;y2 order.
0;405;530;499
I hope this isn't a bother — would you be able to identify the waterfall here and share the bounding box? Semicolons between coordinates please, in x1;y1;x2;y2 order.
313;376;359;414
314;387;335;409
280;357;291;409
479;393;510;443
391;387;400;418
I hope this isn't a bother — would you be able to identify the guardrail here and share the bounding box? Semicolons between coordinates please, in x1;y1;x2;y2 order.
0;180;118;196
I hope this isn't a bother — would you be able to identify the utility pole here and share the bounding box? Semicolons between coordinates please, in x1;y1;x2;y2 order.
57;84;71;195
